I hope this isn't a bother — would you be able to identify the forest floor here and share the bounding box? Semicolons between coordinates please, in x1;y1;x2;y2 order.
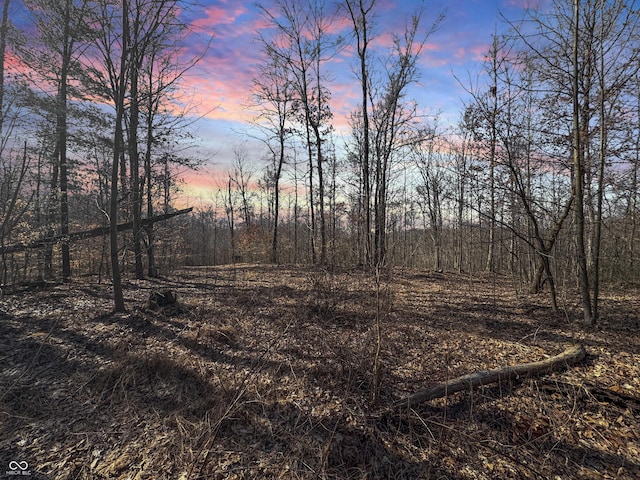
1;264;639;479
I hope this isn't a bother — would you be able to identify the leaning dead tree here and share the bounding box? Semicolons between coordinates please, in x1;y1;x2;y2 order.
0;207;193;255
390;344;586;410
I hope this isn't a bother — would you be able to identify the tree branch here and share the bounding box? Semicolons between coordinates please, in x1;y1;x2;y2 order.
1;207;193;255
389;344;587;411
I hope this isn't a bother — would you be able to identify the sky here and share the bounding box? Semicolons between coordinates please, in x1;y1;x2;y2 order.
175;0;546;199
4;0;545;203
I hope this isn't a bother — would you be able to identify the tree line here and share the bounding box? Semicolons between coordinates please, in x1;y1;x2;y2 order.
187;0;640;327
1;0;639;325
0;0;204;310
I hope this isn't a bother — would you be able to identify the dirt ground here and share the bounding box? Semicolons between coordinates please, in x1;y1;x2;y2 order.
1;265;639;479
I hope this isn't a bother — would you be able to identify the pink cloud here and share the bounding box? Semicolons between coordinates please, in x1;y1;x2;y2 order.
372;31;395;50
470;43;491;62
323;14;352;36
182;71;259;123
175;0;528;184
191;3;249;29
3;54;32;85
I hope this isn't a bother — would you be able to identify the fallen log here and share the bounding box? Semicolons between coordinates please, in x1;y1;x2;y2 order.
391;344;586;410
1;207;193;255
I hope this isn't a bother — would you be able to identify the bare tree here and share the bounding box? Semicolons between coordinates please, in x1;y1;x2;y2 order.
112;3;128;309
461;39;575;309
259;0;339;265
91;0;129;311
252;44;295;263
413;130;448;271
500;0;640;324
571;0;592;324
588;0;640;321
0;0;10;138
226;178;236;263
457;35;510;273
126;0;194;279
0;144;32;286
22;0;94;281
344;0;374;266
230;146;255;230
346;0;443;266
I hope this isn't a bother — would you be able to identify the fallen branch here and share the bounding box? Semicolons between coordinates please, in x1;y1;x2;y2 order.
1;207;193;255
390;344;586;410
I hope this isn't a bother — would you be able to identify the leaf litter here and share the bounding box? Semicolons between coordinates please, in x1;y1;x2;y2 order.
0;265;639;479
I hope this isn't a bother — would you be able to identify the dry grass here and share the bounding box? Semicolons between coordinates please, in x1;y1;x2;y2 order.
1;264;639;479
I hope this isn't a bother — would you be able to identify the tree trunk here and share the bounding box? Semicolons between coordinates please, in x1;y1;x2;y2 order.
294;162;299;263
110;0;128;312
227;177;235;263
315;123;326;265
346;0;372;267
0;0;9;137
58;0;73;282
128;7;144;279
313;49;327;265
390;344;586;410
271;131;285;264
144;72;156;277
486;36;500;273
572;0;594;325
0;208;192;255
592;7;608;324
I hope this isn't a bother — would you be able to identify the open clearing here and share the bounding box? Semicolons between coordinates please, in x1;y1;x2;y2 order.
1;265;639;479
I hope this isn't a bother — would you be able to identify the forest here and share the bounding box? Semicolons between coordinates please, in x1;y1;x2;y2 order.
1;0;639;478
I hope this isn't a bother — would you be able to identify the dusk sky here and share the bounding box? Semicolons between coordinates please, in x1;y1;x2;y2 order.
8;0;547;200
176;0;547;199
